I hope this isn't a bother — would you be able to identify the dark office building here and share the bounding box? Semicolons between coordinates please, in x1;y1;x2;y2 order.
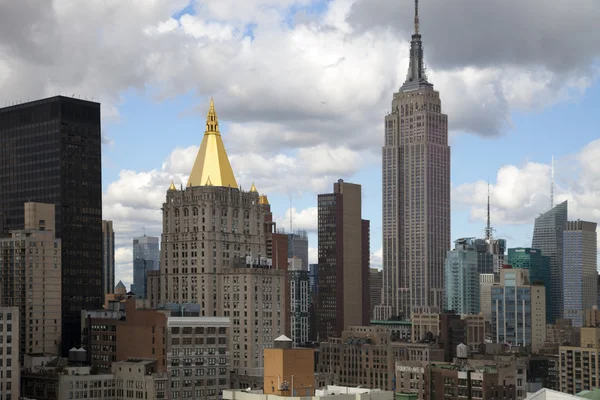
0;96;103;354
316;179;369;340
439;311;466;363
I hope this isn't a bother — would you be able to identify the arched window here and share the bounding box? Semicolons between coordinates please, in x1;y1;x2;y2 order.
184;208;189;217
175;209;180;217
193;207;199;216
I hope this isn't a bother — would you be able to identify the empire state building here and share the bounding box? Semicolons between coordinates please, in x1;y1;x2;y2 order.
378;0;450;319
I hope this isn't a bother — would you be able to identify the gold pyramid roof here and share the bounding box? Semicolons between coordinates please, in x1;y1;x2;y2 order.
168;180;176;191
259;195;269;205
250;182;257;192
187;98;238;188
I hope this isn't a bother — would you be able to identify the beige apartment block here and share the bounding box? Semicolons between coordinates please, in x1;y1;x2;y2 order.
411;312;440;342
463;313;486;352
113;359;167;399
23;357;167;400
585;306;600;327
479;273;495;324
0;202;61;360
167;316;231;399
58;365;115;400
318;326;444;391
0;307;20;400
559;345;600;395
218;266;286;375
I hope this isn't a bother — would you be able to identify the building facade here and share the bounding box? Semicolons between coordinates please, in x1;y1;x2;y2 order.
379;1;450;320
263;335;315;396
102;220;115;297
82;297;169;373
422;359;527;400
444;238;481;315
21;357;168;400
288;230;309;269
370;268;383;320
463;313;486;353
0;307;19;400
318;326;444;391
558;328;600;395
167;316;231;399
508;247;551;323
0;202;61;360
131;235;159;298
112;359;166;400
532;201;568;324
317;180;370;340
411;312;440;344
491;268;546;353
0;96;103;353
479;273;496;324
563;220;598;327
289;259;310;347
218;264;286;376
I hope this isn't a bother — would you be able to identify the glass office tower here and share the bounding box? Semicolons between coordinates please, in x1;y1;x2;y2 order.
132;235;159;298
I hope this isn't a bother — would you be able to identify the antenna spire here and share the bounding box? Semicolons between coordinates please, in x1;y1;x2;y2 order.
486;183;491;240
550;155;555;209
414;0;420;34
402;0;430;90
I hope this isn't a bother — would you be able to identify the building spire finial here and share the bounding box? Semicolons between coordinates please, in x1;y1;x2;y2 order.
186;98;238;188
401;0;431;91
414;0;419;34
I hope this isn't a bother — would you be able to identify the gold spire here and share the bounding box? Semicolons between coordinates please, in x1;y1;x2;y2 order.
250;182;257;192
186;98;239;188
259;195;269;205
168;180;176;191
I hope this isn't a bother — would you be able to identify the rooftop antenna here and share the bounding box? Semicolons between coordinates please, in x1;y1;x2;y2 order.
142;227;146;237
414;0;420;34
550;155;555;209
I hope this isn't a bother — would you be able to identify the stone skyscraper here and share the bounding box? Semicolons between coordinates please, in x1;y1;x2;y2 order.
379;0;450;319
157;99;286;378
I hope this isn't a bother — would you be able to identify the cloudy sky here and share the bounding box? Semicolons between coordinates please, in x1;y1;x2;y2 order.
2;0;600;288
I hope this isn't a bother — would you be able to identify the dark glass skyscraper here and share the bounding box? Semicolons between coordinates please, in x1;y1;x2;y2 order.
0;96;102;353
532;200;568;324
